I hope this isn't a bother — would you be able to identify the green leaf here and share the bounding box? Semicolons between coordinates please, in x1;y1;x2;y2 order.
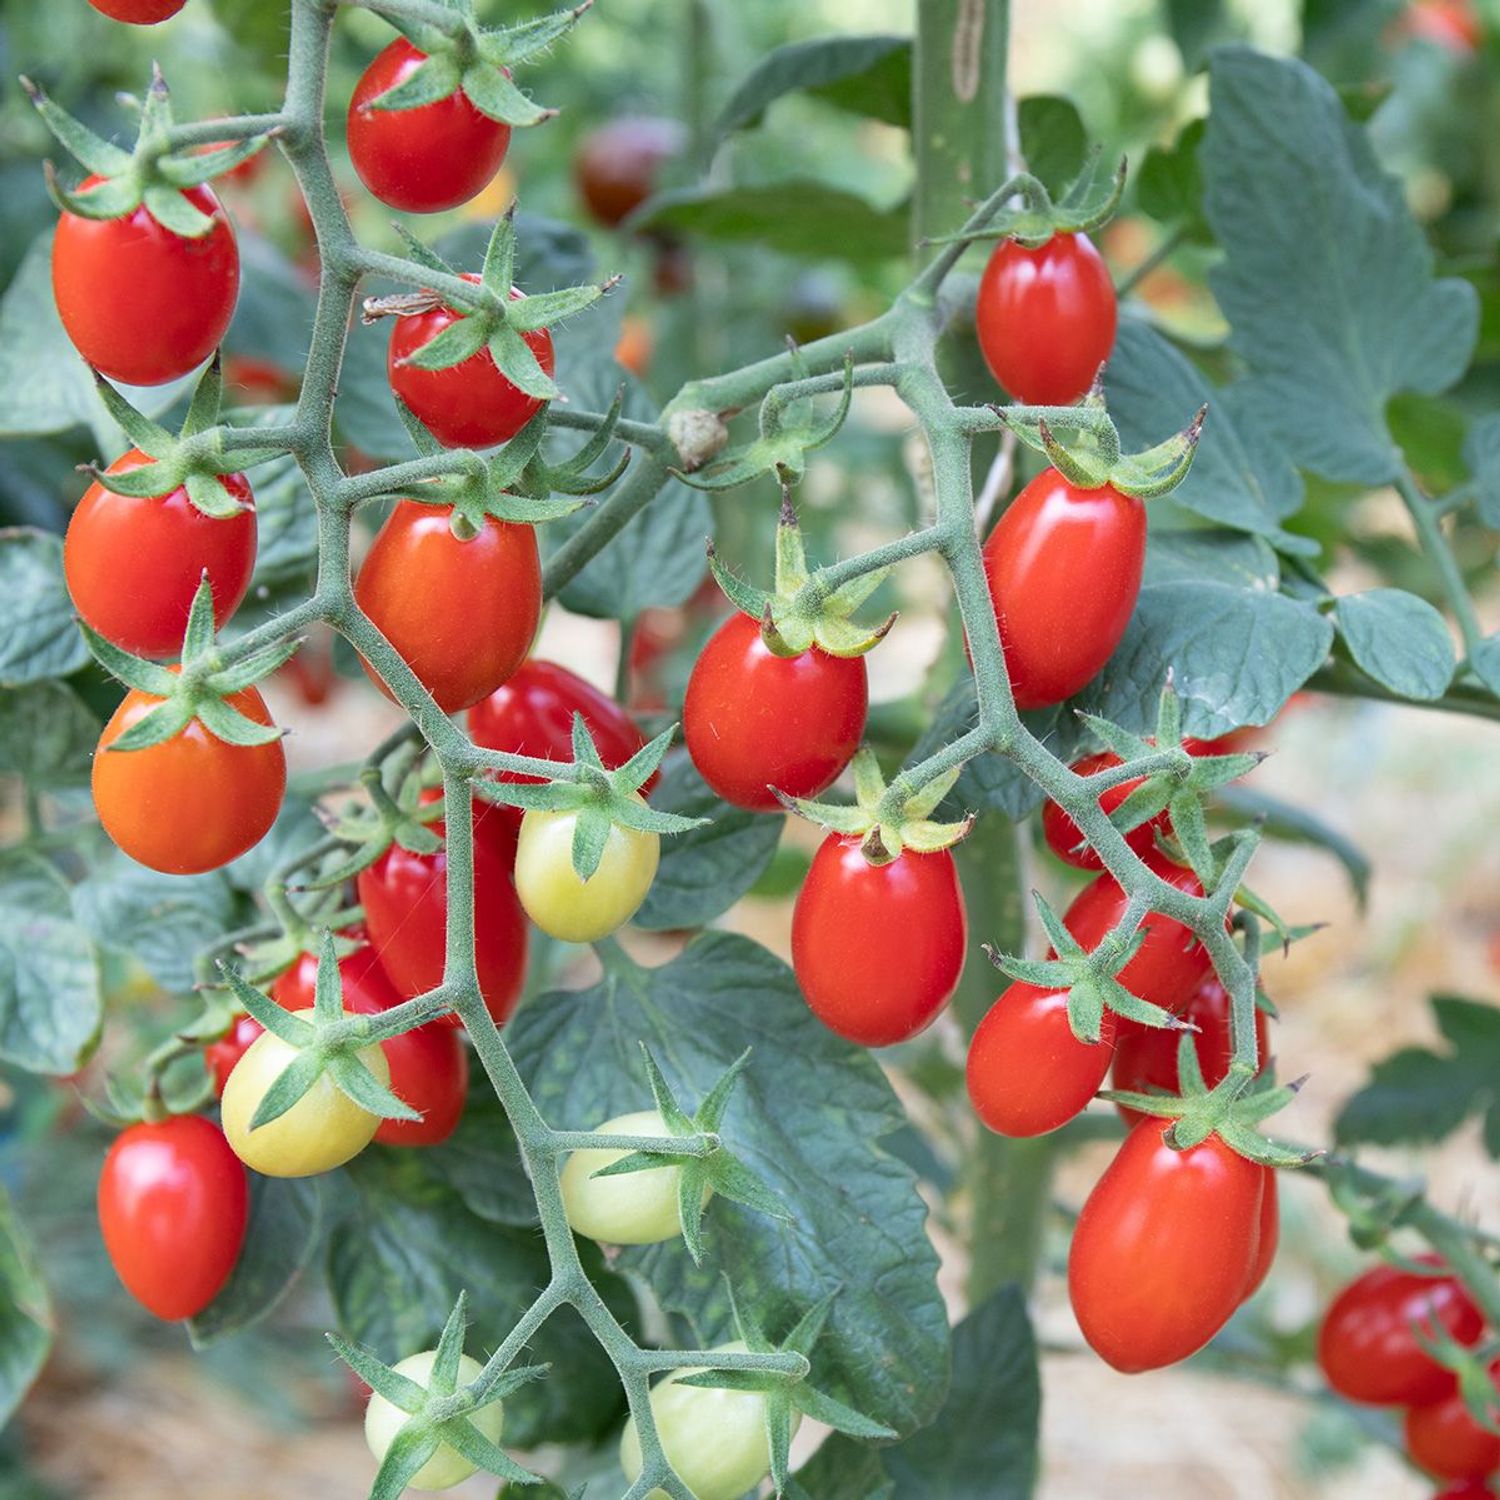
417;1084;540;1228
74;858;244;995
1202;48;1478;486
1463;413;1500;528
1136;119;1210;242
715;35;912;138
507;932;950;1437
0;681;98;785
328;1151;632;1447
1335;996;1500;1155
1078;580;1336;740
0;852;101;1075
0;529;88;686
1142;528;1280;590
633;758;784;931
1106;320;1308;549
245;447;318;587
225;234;316;373
0;1181;51;1428
1334;588;1454;700
188;1176;321;1346
630;181;907;264
1017;95;1086;196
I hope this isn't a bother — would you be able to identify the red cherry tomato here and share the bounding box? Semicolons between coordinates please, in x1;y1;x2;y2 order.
966;981;1116;1137
271;943;468;1148
1406;1366;1500;1480
88;0;186;22
1318;1257;1484;1406
92;683;286;875
1435;1483;1499;1500
1068;1120;1267;1372
791;838;965;1046
469;658;652;825
347;39;510;214
574;116;686;227
53;177;238;386
975;232;1118;406
981;467;1144;712
683;613;867;812
1060;851;1212;1014
388;278;554;449
65;449;255;657
355;500;540;713
357;799;528;1029
98;1115;248;1320
1111;976;1270;1129
1244;1170;1279;1300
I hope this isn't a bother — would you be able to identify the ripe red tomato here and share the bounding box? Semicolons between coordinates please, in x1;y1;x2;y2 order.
1435;1483;1500;1500
53;177;238;386
1406;1366;1500;1480
975;232;1118;406
1068;1120;1266;1372
357;799;527;1029
1318;1257;1484;1406
683;613;867;812
65;449;255;657
97;1114;247;1320
1244;1171;1279;1300
1111;976;1269;1128
1060;850;1212;1014
967;981;1116;1137
574;116;686;227
388;278;553;449
271;942;468;1147
355;500;540;713
981;467;1144;711
469;658;651;820
88;0;187;21
347;39;511;213
791;838;965;1046
92;682;286;875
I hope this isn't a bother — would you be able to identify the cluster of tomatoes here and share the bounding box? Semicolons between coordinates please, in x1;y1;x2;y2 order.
1321;1259;1500;1492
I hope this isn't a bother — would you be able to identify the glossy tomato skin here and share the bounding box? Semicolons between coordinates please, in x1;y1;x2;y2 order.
1318;1257;1484;1406
1244;1171;1279;1301
89;0;187;20
469;658;650;789
1405;1368;1500;1480
98;1114;247;1320
574;116;686;226
560;1109;704;1246
65;449;255;657
1041;750;1164;869
355;501;541;713
976;232;1118;406
792;838;966;1047
388;280;554;449
684;612;867;812
1061;851;1211;1014
967;981;1116;1136
1068;1120;1265;1372
92;683;286;875
1112;976;1270;1129
53;178;238;386
347;39;510;213
357;801;528;1029
981;468;1144;711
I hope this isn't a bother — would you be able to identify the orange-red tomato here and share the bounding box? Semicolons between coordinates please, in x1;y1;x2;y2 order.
1405;1367;1500;1480
92;684;286;874
355;501;541;713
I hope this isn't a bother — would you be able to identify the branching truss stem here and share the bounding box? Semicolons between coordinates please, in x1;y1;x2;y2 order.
161;0;1500;1485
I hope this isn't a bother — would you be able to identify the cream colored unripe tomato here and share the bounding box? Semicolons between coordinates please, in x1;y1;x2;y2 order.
560;1109;709;1245
619;1341;793;1500
514;797;659;943
363;1349;503;1492
221;1009;388;1177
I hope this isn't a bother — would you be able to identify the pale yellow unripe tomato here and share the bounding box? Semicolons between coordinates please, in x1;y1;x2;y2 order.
221;1009;388;1177
619;1341;794;1500
514;796;659;943
560;1109;710;1245
363;1349;504;1492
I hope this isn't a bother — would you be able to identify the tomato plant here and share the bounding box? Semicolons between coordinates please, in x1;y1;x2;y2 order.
975;233;1118;406
559;1109;701;1245
97;1115;247;1320
52;178;238;386
363;1349;505;1490
65;451;256;657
